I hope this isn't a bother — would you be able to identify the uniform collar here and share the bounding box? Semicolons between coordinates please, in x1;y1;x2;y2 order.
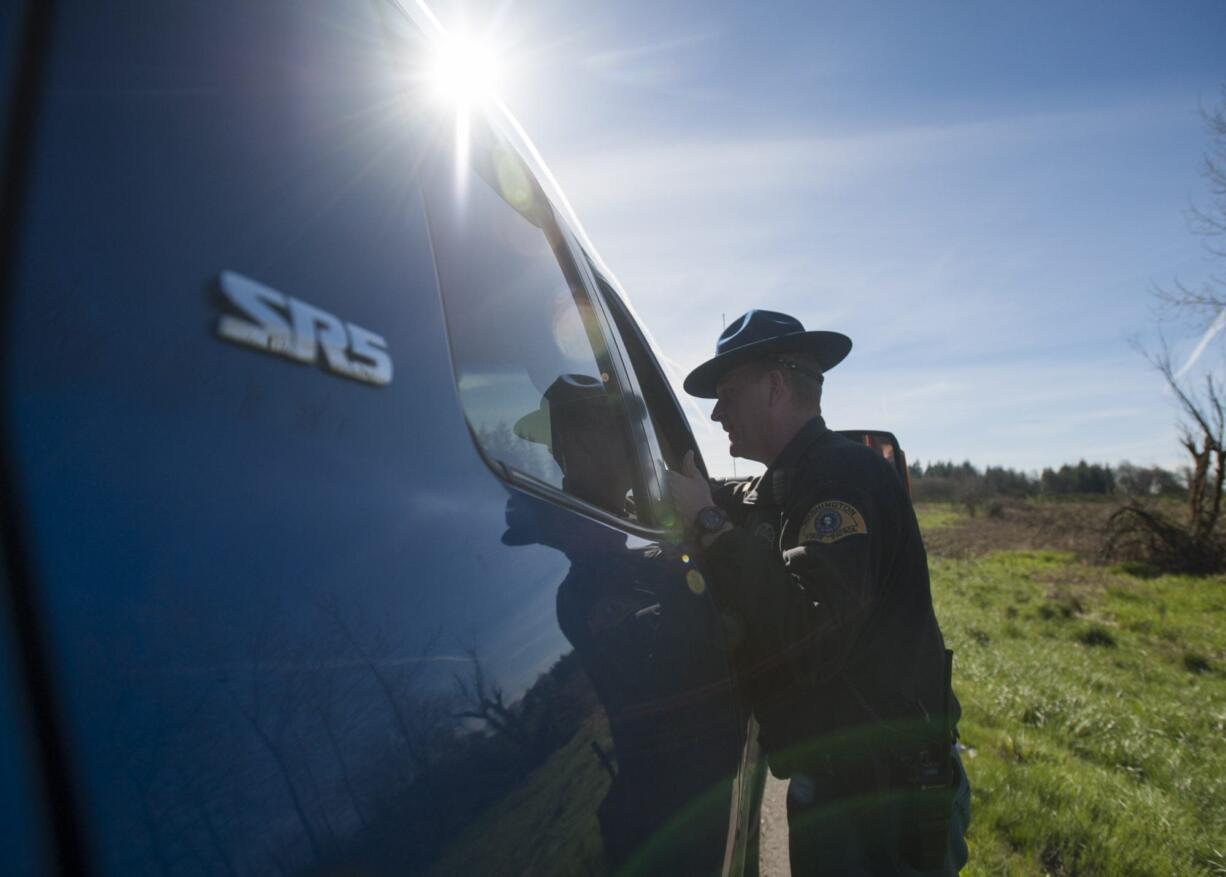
745;416;829;507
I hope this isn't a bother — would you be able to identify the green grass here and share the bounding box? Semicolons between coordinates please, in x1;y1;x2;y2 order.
916;503;965;532
932;550;1226;876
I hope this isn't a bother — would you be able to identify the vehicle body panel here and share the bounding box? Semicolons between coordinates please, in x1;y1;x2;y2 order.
0;4;918;874
0;2;750;874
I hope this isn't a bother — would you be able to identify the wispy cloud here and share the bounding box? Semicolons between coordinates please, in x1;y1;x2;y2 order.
582;30;720;90
556;98;1189;210
1175;307;1226;378
828;359;1180;471
680;351;1183;477
536;92;1203;475
584;31;718;71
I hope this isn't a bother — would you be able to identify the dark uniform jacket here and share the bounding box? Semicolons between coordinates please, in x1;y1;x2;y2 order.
705;416;958;779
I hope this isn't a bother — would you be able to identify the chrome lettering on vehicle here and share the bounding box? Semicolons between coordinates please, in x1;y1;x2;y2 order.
216;271;393;386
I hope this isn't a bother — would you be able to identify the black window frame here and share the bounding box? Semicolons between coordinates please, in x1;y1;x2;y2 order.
584;261;710;483
425;123;672;536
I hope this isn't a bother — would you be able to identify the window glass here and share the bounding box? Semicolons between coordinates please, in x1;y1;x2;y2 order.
427;127;646;522
595;272;696;474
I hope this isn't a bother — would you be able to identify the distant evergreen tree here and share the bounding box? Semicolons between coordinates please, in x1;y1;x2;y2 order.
984;465;1037;497
1115;462;1185;498
1039;461;1114;495
904;457;1132;501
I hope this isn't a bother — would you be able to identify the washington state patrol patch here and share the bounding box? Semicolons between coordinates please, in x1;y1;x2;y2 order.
799;501;867;544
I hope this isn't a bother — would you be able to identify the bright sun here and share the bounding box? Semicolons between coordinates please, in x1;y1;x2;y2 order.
429;34;501;105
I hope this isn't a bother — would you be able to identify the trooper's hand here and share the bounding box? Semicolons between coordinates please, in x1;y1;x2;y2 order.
665;450;715;528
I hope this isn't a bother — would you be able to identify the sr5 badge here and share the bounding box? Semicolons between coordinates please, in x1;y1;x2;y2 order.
215;271;392;386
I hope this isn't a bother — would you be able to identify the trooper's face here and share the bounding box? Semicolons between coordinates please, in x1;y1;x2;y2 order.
552;407;635;513
711;363;772;463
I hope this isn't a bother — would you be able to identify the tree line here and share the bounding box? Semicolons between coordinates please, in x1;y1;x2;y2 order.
908;459;1185;503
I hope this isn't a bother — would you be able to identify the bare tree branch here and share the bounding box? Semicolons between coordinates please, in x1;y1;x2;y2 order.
1114;86;1226;572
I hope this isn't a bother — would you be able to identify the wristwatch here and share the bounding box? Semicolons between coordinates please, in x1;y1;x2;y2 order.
695;505;729;534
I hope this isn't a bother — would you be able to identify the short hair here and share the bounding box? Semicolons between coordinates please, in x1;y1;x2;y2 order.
758;352;824;412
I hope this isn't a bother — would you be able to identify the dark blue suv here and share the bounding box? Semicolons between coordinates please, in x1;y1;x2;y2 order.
0;4;912;874
0;3;765;873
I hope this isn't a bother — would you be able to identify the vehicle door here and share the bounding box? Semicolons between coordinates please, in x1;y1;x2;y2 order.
0;2;749;874
416;112;749;874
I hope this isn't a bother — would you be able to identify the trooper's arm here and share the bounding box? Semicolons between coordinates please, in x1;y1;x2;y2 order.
700;479;887;687
663;449;883;681
665;450;741;537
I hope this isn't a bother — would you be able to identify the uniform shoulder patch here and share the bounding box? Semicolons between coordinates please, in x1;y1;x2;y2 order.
798;500;867;544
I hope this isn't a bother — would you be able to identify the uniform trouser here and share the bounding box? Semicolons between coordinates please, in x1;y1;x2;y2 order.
785;748;971;876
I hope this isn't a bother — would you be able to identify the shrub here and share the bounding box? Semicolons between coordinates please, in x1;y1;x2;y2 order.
1101;502;1226;574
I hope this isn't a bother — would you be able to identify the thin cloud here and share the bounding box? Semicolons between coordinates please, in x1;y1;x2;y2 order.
580;31;723;94
556;98;1189;210
536;95;1199;475
1175;306;1226;378
823;360;1177;471
584;31;719;72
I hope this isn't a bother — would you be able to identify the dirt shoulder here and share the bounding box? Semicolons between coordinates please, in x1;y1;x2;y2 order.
916;499;1117;561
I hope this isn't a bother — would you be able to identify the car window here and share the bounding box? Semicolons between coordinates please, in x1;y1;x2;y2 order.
592;270;700;474
426;127;650;523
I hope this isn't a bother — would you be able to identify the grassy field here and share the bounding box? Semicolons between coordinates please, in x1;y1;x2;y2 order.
918;501;1226;876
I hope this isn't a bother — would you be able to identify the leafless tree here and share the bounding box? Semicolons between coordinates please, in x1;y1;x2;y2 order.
221;662;324;863
453;647;529;747
1108;87;1226;572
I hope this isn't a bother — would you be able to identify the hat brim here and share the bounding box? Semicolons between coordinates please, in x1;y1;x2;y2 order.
513;407;551;446
683;330;852;398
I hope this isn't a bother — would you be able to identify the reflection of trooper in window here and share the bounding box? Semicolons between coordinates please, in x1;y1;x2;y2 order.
507;374;731;870
667;311;971;875
513;373;635;514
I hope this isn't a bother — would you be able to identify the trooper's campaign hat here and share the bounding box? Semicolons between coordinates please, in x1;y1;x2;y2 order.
504;374;619;548
683;309;852;398
513;373;610;447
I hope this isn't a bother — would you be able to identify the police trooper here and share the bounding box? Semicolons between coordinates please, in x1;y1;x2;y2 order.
666;310;971;875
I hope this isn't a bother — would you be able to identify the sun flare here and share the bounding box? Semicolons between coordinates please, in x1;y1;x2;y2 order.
429;34;501;105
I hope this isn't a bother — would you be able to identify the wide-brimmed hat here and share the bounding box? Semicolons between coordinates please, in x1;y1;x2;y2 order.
513;373;609;446
683;310;852;398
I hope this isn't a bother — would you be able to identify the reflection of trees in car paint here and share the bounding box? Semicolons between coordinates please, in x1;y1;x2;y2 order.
422;654;614;875
475;419;560;483
502;483;744;874
2;2;749;872
95;598;613;874
458;292;746;867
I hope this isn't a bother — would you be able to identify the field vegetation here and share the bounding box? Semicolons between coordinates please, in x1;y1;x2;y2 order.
918;499;1226;876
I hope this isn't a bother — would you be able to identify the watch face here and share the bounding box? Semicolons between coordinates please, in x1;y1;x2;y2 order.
698;506;727;532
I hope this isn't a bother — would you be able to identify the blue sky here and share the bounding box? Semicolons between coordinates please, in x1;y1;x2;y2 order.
433;0;1226;477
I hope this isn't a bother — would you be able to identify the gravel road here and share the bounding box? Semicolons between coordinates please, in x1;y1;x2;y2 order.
758;773;790;876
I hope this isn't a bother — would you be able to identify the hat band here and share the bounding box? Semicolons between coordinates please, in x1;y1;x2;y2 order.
765;356;823;383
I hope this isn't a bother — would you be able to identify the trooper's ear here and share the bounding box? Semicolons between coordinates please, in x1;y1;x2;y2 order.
765;366;787;406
